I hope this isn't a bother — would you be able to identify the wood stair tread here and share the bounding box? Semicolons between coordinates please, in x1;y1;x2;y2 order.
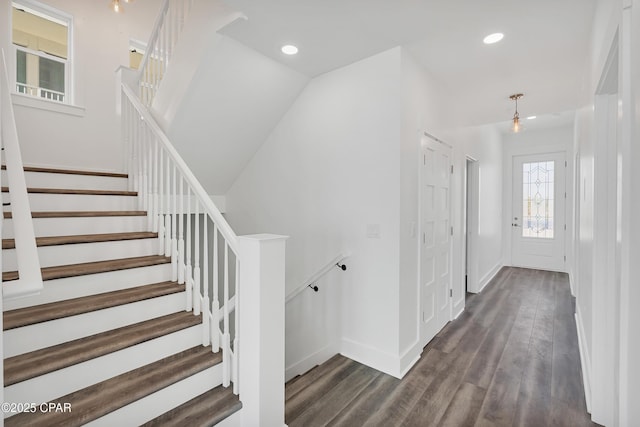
4;310;199;386
2;232;158;249
4;210;147;219
1;165;128;178
3;281;183;330
1;186;137;196
2;254;170;282
142;385;242;427
4;346;221;427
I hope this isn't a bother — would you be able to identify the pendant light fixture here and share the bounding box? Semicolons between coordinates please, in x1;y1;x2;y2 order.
510;93;524;133
111;0;133;13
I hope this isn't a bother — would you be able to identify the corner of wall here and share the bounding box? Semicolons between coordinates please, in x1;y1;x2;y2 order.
575;304;592;413
285;342;340;382
340;337;420;380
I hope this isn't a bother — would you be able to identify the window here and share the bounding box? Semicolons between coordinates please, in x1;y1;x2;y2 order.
522;161;555;239
11;0;72;103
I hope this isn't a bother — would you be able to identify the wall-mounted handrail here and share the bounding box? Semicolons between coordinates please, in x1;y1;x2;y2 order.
0;49;43;299
285;252;350;303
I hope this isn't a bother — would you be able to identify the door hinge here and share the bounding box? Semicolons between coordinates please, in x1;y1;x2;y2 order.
564;224;566;231
450;226;454;236
449;289;453;297
564;255;567;262
450;165;454;174
565;161;567;167
564;192;567;199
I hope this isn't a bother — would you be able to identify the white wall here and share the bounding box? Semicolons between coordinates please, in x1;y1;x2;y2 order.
1;0;161;172
571;0;640;424
398;48;452;369
574;105;595;376
148;0;309;196
164;34;308;195
623;2;640;424
225;47;404;377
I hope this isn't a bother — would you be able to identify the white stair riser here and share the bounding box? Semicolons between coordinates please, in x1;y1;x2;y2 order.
5;324;203;407
86;364;223;427
3;193;138;212
1;171;129;191
3;216;149;238
4;291;186;357
217;409;242;427
3;238;160;271
4;264;172;311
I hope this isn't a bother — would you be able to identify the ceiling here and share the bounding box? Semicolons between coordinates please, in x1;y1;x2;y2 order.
219;0;597;128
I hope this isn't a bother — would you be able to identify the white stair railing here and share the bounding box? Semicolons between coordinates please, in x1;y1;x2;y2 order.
138;0;195;106
0;49;43;300
121;83;239;392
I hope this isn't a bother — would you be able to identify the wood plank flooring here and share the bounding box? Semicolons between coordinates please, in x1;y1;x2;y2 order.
285;267;600;427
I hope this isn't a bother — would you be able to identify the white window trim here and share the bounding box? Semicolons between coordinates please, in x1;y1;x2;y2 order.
11;0;75;105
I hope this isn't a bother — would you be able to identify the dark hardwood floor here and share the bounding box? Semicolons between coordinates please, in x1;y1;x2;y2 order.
285;267;600;427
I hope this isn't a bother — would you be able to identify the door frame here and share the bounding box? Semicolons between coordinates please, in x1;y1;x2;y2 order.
503;143;572;273
510;152;567;271
418;132;453;347
464;157;480;293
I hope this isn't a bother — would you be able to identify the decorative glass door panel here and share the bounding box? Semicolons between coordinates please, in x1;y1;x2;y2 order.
522;161;555;238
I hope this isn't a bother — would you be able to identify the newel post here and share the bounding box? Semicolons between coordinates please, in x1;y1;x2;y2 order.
238;234;288;427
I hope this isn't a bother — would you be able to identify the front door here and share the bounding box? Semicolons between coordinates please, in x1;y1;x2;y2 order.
511;152;566;271
420;136;451;346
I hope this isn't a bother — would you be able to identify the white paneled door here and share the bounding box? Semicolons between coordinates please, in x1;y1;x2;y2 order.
511;152;566;271
420;136;452;347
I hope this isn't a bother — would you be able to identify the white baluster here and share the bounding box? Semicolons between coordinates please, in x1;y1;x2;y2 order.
146;127;153;230
223;242;230;386
193;200;201;315
178;175;185;284
171;164;178;280
136;118;144;209
152;138;159;233
142;125;150;228
132;106;137;190
164;153;172;258
186;188;193;311
202;215;210;346
125;99;134;191
212;224;220;351
157;148;165;255
233;254;239;394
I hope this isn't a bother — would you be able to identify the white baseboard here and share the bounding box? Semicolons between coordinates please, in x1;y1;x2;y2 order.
453;306;465;320
568;270;576;296
285;342;339;382
340;338;406;379
477;262;502;293
575;306;592;413
398;340;421;379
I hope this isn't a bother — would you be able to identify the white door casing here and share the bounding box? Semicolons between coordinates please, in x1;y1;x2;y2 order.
420;135;452;346
511;152;566;271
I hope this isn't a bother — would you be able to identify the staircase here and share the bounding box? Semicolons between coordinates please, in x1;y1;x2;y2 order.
1;166;241;425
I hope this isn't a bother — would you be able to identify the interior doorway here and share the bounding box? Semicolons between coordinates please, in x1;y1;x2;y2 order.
464;157;479;294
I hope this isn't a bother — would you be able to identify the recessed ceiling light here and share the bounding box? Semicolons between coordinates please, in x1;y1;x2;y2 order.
281;45;298;55
527;116;537;120
483;33;504;44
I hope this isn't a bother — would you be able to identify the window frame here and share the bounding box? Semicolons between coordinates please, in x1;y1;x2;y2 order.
11;0;74;104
